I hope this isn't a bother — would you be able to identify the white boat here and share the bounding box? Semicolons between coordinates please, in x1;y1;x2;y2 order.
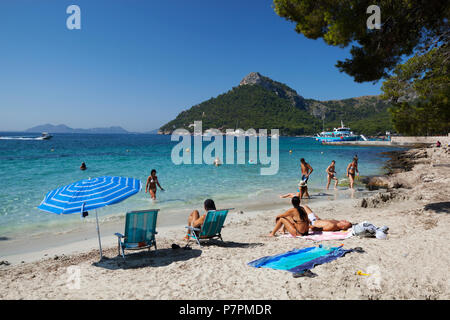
315;121;359;142
39;132;53;140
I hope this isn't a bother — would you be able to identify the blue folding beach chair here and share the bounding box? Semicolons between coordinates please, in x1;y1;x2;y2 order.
114;209;159;259
185;209;232;247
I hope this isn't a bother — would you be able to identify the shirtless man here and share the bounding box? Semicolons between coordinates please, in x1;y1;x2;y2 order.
185;199;216;240
300;158;313;198
326;160;338;190
302;204;352;231
145;169;164;200
268;196;309;237
346;157;359;189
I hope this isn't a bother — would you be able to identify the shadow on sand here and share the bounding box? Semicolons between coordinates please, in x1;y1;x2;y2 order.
188;239;265;249
92;248;202;270
424;202;450;214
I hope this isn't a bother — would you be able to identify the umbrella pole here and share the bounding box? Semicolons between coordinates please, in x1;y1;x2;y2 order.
95;210;103;260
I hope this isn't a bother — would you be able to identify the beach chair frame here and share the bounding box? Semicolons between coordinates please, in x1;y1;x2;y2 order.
114;209;159;259
185;209;232;247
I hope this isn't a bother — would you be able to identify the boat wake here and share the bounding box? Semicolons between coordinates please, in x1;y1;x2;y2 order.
0;136;47;141
0;132;52;140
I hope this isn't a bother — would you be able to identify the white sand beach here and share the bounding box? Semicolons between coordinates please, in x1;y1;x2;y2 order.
1;146;449;300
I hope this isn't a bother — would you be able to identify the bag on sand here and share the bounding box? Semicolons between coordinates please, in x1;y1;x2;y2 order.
352;222;389;239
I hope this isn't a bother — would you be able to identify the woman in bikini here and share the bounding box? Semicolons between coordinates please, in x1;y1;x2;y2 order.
145;169;164;200
268;196;310;237
326;160;338;190
346;158;359;189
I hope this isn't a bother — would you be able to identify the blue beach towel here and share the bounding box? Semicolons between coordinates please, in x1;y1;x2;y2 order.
248;245;353;273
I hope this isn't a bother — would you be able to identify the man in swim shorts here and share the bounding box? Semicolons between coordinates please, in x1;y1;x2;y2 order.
301;204;352;231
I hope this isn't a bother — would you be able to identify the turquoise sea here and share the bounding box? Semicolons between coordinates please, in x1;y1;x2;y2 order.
0;133;400;238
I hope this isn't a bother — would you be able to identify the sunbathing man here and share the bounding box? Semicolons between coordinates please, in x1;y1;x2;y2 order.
301;204;352;231
268;196;310;237
184;199;216;240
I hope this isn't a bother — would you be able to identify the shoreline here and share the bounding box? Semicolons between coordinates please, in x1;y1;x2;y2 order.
1;145;449;299
0;188;377;265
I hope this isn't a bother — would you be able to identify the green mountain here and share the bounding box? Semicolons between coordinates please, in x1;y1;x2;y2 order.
159;72;394;135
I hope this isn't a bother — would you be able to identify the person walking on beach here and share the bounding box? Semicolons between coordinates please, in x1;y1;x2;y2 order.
300;158;313;198
185;199;216;240
346;157;359;189
326;160;338;190
145;169;164;200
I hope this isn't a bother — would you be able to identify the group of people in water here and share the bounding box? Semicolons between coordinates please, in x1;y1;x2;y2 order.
178;155;358;240
280;155;360;201
76;153;360;240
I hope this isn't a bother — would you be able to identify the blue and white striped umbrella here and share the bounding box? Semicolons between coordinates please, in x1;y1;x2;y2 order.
38;176;142;260
38;176;141;215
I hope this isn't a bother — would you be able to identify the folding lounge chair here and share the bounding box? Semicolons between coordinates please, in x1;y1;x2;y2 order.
185;209;232;246
114;209;159;259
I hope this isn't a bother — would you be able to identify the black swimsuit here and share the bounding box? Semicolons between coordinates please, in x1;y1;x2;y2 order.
292;217;308;236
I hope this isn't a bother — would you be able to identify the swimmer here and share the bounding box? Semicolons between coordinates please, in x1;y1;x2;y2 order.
80;162;87;170
145;169;164;200
326;160;338;190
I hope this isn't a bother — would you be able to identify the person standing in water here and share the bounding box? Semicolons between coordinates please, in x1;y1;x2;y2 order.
300;158;313;198
346;157;359;189
145;169;164;200
326;160;338;190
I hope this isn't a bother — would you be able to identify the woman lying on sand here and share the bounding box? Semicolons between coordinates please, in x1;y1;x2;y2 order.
269;197;352;236
184;199;216;240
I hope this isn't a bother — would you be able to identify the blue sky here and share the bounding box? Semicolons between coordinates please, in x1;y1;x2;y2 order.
0;0;383;132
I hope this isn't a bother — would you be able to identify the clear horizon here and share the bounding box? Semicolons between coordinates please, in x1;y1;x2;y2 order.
1;0;384;132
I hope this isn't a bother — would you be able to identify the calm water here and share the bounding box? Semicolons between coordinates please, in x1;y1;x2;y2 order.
0;133;399;237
